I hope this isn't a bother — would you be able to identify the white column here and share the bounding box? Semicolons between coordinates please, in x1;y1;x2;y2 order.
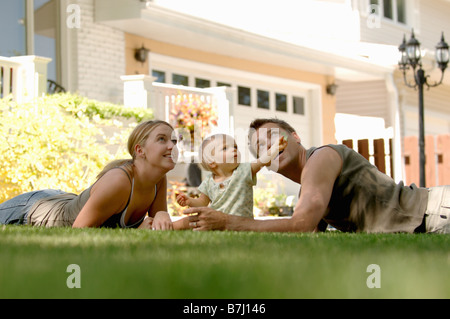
120;74;156;108
385;73;404;183
10;55;51;102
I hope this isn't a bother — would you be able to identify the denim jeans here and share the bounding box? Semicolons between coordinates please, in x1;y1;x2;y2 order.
0;190;66;225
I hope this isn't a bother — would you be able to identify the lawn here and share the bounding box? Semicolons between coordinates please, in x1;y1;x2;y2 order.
0;226;448;299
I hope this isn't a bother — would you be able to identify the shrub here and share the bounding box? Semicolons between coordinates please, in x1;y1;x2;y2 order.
0;93;153;202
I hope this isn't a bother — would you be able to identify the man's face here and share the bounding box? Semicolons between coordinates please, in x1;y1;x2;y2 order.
251;123;289;171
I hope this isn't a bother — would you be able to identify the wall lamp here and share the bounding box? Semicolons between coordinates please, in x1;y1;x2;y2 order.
326;83;338;96
134;45;149;63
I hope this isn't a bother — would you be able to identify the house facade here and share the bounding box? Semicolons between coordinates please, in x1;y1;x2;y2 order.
1;0;450;190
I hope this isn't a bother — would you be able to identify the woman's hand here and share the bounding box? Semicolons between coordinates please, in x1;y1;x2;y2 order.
138;217;154;229
151;211;173;230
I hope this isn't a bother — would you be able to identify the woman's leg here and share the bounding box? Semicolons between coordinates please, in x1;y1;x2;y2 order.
0;190;64;225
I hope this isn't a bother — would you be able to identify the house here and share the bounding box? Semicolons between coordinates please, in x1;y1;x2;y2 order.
1;0;449;196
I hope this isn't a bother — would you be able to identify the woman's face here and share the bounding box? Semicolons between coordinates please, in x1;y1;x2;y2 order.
140;124;178;171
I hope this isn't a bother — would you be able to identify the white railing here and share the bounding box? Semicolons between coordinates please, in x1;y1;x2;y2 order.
0;55;51;103
121;75;235;163
121;74;234;134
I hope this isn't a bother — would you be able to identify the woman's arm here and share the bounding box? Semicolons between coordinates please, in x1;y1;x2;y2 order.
146;176;173;230
72;170;132;228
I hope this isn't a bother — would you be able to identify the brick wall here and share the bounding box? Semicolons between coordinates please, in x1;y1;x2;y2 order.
72;0;125;104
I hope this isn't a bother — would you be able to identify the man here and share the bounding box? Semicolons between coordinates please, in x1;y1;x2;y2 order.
184;118;450;234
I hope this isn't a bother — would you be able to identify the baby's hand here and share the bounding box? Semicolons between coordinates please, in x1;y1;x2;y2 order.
267;135;287;158
277;134;288;152
176;193;190;207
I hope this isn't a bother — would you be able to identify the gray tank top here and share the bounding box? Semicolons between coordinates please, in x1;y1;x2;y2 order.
306;145;428;233
27;167;156;228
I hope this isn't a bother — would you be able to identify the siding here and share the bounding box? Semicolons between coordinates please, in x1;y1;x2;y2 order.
359;0;450;50
335;80;391;126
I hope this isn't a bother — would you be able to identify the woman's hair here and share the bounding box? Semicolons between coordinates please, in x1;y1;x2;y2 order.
199;134;234;171
96;120;173;179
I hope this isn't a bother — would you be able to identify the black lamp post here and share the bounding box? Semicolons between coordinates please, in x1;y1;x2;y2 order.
398;30;449;187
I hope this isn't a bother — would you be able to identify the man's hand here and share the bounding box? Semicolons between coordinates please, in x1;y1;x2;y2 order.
183;207;228;231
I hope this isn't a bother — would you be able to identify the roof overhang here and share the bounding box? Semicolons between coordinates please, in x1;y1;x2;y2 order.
96;0;397;82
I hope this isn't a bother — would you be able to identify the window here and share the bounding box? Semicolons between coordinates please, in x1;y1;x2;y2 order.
383;0;393;20
370;0;407;25
216;81;231;87
275;93;287;112
195;78;210;88
172;74;189;86
35;0;58;81
0;0;25;57
396;0;406;24
238;86;251;106
293;96;305;115
152;70;166;83
257;90;270;109
151;63;308;116
0;0;60;82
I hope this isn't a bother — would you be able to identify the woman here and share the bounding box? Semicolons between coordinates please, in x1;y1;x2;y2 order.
0;120;177;230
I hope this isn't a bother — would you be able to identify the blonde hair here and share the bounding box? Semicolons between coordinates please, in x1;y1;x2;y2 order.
97;120;173;179
200;134;234;171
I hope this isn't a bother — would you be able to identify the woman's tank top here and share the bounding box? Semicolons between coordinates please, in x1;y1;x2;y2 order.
27;167;157;228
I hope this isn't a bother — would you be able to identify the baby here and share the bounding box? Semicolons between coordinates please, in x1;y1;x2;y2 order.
176;133;287;217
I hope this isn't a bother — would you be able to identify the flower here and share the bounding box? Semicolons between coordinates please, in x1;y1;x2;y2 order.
169;93;218;138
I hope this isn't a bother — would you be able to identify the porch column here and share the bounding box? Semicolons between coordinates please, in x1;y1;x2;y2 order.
205;86;235;135
10;55;51;102
385;73;404;183
121;74;156;107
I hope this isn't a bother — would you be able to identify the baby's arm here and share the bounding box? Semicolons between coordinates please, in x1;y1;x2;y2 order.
173;192;210;231
176;192;210;207
251;135;288;176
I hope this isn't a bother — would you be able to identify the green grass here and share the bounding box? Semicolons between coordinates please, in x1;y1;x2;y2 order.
0;226;448;299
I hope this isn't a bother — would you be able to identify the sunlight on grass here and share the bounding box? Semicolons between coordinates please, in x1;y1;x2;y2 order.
0;226;449;299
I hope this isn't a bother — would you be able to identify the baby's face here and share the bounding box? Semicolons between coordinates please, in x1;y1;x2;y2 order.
208;136;240;165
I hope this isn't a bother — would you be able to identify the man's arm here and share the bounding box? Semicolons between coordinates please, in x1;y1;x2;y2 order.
184;147;342;232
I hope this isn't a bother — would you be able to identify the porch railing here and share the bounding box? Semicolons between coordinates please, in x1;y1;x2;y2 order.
121;74;234;133
121;75;235;163
0;55;51;103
